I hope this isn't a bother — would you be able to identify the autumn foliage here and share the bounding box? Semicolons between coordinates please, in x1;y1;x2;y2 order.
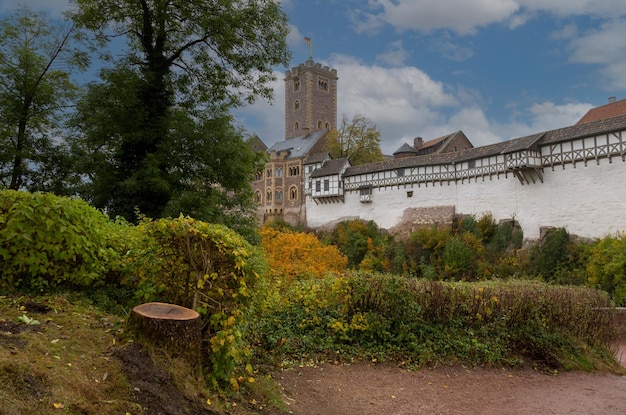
260;226;347;285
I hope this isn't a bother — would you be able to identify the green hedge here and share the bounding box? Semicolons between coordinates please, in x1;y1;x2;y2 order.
0;190;120;291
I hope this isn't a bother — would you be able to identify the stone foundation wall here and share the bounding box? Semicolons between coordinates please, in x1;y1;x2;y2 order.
389;206;455;241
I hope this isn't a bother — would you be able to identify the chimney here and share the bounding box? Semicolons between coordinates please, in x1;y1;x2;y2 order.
414;137;424;149
608;96;617;104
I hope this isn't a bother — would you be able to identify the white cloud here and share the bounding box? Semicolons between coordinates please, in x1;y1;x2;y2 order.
352;0;626;36
354;0;520;35
430;35;474;62
550;23;578;40
287;24;306;50
329;54;459;153
568;19;626;90
518;0;626;18
376;40;409;67
526;101;592;131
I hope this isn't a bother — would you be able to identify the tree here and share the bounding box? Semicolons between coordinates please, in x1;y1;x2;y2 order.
70;66;265;240
0;6;87;191
69;0;290;222
327;113;384;165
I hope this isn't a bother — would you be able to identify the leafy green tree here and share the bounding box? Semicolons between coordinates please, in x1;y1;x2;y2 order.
327;113;384;165
0;6;87;191
71;67;265;240
69;0;290;222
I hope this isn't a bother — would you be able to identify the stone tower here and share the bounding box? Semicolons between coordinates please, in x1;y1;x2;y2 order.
284;59;338;139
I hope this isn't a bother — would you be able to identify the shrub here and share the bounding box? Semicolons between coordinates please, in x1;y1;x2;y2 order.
328;220;382;268
251;272;619;371
587;233;626;306
442;232;485;280
124;215;264;388
260;226;347;289
485;219;523;258
0;190;120;291
404;224;451;277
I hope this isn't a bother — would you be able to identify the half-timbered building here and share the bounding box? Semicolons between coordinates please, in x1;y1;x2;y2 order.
306;109;626;240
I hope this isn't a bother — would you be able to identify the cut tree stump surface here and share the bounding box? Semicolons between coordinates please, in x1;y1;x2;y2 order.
129;302;201;364
132;302;200;320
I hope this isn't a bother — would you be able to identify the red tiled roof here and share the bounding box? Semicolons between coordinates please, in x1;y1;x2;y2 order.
576;99;626;125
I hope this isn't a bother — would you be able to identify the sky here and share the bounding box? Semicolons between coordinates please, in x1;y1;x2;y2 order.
5;0;626;154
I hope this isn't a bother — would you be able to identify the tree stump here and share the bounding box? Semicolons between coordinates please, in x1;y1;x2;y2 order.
128;302;202;365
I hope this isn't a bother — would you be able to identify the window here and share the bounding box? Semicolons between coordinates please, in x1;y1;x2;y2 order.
294;100;300;111
289;186;298;201
397;168;405;177
324;179;329;191
360;187;372;203
407;191;413;198
275;167;283;177
294;78;300;92
255;171;263;181
266;190;272;201
468;160;476;169
294;122;299;131
315;180;321;192
325;122;330;129
266;168;272;177
317;120;322;129
318;77;328;91
255;191;262;203
289;165;300;176
275;190;283;203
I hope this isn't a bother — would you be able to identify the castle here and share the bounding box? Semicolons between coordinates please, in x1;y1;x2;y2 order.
253;60;626;240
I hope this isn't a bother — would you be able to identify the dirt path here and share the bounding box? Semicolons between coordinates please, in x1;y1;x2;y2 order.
274;341;626;415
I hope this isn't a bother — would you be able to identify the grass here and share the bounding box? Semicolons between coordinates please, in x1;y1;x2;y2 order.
0;294;135;415
0;293;283;415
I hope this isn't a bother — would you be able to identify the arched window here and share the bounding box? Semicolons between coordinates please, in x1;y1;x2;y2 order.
275;190;283;204
317;120;322;129
294;100;300;110
295;122;299;131
289;186;298;201
255;190;262;203
266;190;272;201
325;122;330;130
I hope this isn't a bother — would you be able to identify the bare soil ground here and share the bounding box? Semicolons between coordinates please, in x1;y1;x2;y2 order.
112;342;626;415
273;341;626;415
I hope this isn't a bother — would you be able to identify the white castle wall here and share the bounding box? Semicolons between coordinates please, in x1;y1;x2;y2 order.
306;156;626;240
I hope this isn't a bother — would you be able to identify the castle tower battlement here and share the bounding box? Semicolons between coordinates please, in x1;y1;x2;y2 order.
284;59;338;140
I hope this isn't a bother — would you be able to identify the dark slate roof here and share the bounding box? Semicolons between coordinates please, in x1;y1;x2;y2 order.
542;113;626;145
267;129;327;159
310;158;351;178
500;133;544;153
576;99;626;125
304;151;330;165
393;143;419;155
344;114;626;177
